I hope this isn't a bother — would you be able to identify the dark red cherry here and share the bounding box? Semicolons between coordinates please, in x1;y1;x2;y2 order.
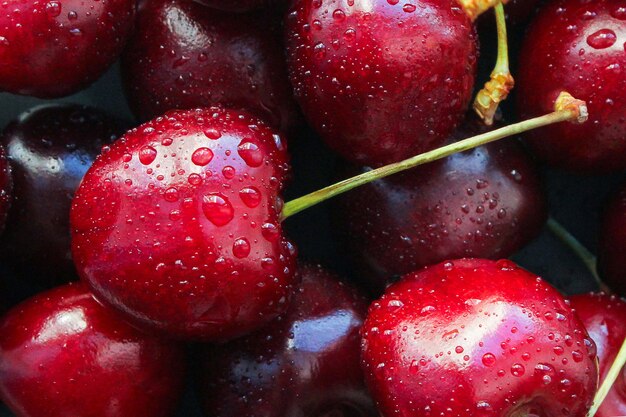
0;144;11;233
598;182;626;295
0;104;122;286
0;0;135;97
361;258;598;417
571;293;626;417
193;0;285;13
200;263;377;417
0;282;186;417
334;131;547;291
121;0;298;133
70;107;296;341
516;0;626;172
285;0;478;166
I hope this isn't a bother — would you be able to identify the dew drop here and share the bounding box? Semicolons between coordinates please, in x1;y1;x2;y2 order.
233;237;251;258
237;141;264;167
188;173;202;185
202;193;234;226
164;187;179;202
239;187;261;208
482;353;496;367
511;363;525;377
192;147;214;166
204;128;221;140
587;29;617;49
138;146;157;165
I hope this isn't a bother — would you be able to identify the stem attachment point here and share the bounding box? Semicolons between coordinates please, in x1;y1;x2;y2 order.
457;0;508;21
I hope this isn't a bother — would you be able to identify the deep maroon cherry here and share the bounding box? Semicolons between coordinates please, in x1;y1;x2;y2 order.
0;282;186;417
121;0;298;132
334;126;547;291
0;104;122;286
598;182;626;295
0;144;11;233
194;0;285;13
571;293;626;417
361;258;598;417
285;0;478;166
0;0;135;97
70;107;296;341
516;0;626;172
200;263;377;417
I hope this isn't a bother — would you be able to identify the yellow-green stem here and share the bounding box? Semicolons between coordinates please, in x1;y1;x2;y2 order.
587;336;626;417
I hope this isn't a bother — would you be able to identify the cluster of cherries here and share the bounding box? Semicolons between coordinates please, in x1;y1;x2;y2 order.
0;0;625;416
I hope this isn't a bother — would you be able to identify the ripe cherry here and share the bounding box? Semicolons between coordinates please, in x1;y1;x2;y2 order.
285;0;478;166
0;144;11;233
70;107;296;341
0;0;135;97
194;0;285;13
571;293;626;417
200;263;377;417
121;0;298;132
334;128;547;291
516;0;626;172
598;182;626;295
361;258;598;417
0;282;186;417
0;104;122;286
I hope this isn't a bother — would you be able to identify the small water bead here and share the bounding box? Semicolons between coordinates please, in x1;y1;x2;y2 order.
164;187;179;202
202;193;234;226
481;353;496;367
587;29;617;49
610;6;626;20
232;238;251;258
191;147;214;166
237;141;264;167
138;146;157;165
402;3;415;12
204;128;221;139
261;222;280;241
45;1;61;17
222;166;236;179
239;187;261;208
188;173;202;185
511;363;525;377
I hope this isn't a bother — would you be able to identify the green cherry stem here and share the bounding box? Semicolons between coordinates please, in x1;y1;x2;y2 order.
546;217;609;293
587;335;626;417
281;91;588;220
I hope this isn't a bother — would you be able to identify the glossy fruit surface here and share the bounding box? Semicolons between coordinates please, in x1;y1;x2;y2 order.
335;134;547;291
517;0;626;172
0;144;11;233
361;258;598;417
71;107;296;341
598;182;626;295
122;0;298;132
0;282;186;417
201;263;377;417
0;104;121;285
0;0;135;97
571;293;626;417
285;0;477;166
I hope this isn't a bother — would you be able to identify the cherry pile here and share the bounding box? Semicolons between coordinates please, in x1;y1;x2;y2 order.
0;0;625;416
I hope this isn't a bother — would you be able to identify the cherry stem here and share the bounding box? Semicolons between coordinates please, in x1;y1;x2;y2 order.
546;218;609;293
473;1;514;125
458;0;508;20
587;335;626;417
281;92;588;220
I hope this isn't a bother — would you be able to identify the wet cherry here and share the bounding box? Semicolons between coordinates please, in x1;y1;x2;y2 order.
121;0;298;132
334;127;547;291
0;0;135;97
0;282;186;417
0;104;122;286
571;293;626;417
361;258;598;417
285;0;478;166
598;182;626;295
200;263;377;417
70;107;296;341
516;0;626;172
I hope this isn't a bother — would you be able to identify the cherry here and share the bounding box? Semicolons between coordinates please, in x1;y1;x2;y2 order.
193;0;285;13
121;0;298;133
0;282;186;417
70;107;296;341
285;0;478;166
361;258;598;417
0;144;11;233
200;263;377;417
570;293;626;417
334;125;547;291
0;0;135;97
0;104;122;286
597;182;626;295
516;0;626;172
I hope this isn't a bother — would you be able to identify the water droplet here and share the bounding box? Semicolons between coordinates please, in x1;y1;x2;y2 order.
455;346;464;354
482;353;496;367
191;147;214;166
420;305;436;315
587;29;617;49
332;9;345;20
188;173;202;185
239;187;261;208
511;363;525;377
138;146;157;165
202;193;234;226
204;128;221;139
45;1;61;17
611;6;626;20
233;237;251;258
571;350;584;362
222;166;236;179
164;187;179;202
313;42;327;58
403;3;416;12
261;222;280;241
237;141;264;167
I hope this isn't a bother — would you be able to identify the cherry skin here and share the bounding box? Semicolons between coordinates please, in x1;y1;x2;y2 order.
70;107;296;342
334;132;547;291
0;0;135;97
200;264;377;417
570;293;626;417
121;0;298;133
597;182;626;295
0;104;122;286
361;258;599;417
285;0;478;166
0;282;186;417
516;0;626;172
0;144;11;233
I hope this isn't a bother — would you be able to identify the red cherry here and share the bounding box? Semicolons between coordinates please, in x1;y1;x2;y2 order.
121;0;298;133
0;0;135;97
598;182;626;295
200;263;377;417
571;293;626;417
0;104;122;286
0;282;186;417
70;107;296;341
334;131;547;291
194;0;285;13
0;144;11;233
285;0;478;166
516;0;626;172
361;259;598;417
